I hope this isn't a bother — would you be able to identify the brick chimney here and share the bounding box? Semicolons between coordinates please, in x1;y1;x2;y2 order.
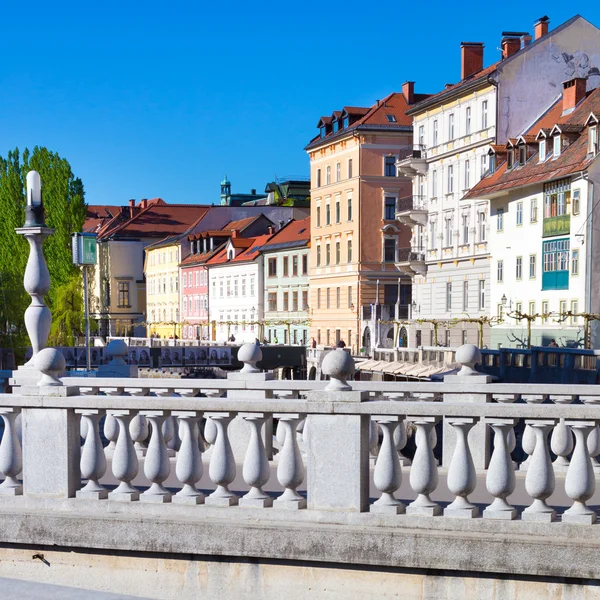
563;77;587;113
402;81;415;104
140;198;148;209
129;199;135;207
231;229;238;238
267;226;274;235
501;36;521;59
460;43;484;79
534;16;550;40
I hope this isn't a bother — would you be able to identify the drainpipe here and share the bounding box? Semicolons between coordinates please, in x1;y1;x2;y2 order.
353;129;362;354
586;176;594;345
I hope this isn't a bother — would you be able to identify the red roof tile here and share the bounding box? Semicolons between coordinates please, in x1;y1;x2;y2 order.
259;217;310;248
208;232;275;266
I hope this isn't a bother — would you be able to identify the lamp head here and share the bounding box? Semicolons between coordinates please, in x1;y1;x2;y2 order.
24;170;45;227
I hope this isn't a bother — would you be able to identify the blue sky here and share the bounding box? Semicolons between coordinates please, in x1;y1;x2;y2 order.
0;2;595;206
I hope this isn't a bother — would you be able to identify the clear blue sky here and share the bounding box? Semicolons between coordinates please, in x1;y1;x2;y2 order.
0;2;595;206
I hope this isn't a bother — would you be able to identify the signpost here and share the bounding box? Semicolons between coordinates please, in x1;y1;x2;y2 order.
72;233;97;370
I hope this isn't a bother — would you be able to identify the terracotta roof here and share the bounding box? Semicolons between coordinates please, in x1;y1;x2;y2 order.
101;204;211;240
257;217;310;250
84;205;120;233
307;91;414;149
208;232;275;266
465;88;600;199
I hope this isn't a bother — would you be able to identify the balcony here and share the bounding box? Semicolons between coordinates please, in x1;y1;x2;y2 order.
395;246;426;275
543;214;570;238
396;195;428;227
396;145;427;178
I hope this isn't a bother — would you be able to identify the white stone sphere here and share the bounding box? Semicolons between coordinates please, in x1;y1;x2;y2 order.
456;344;481;374
35;347;66;374
322;348;354;390
237;342;262;365
106;339;128;364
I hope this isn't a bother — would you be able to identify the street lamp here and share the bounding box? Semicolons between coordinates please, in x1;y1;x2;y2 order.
15;171;54;369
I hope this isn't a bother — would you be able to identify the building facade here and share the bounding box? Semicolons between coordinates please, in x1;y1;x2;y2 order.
261;218;311;345
306;89;420;353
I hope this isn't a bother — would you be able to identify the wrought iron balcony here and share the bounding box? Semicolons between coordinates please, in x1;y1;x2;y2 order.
396;195;428;227
396;145;427;178
395;246;426;276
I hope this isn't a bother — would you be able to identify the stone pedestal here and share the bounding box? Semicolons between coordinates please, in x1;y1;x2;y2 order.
443;374;491;470
306;390;370;512
97;364;138;378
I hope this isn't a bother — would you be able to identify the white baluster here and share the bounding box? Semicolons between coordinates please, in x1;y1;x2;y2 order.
522;420;556;522
587;425;600;473
274;414;306;509
127;389;149;457
76;410;107;499
444;418;478;518
371;416;404;514
563;420;597;524
406;417;441;516
0;409;22;495
141;412;171;503
108;411;139;501
550;418;574;472
520;422;536;471
103;387;124;457
394;420;411;467
173;411;204;504
206;413;238;506
240;413;272;508
483;419;517;520
369;418;380;461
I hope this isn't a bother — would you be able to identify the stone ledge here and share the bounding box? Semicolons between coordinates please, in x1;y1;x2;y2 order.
0;507;599;581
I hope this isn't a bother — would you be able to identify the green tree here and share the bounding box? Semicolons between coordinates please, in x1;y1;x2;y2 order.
0;147;86;351
48;275;84;346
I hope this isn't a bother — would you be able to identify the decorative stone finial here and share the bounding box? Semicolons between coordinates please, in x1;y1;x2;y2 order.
456;344;481;376
322;348;355;391
238;342;262;373
106;340;128;366
36;348;66;386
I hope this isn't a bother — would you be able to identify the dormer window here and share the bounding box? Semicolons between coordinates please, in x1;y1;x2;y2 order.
320;126;326;139
333;119;339;133
507;149;514;169
386;114;397;123
553;135;561;157
539;139;546;162
488;154;496;174
519;145;527;166
227;247;235;260
343;115;349;128
589;125;598;155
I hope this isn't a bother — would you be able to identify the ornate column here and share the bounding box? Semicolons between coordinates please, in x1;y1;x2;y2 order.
444;417;479;518
522;420;556;522
141;412;172;503
240;413;272;508
563;420;597;524
406;417;441;516
483;419;517;520
173;411;204;504
205;413;238;506
370;416;404;514
76;410;107;499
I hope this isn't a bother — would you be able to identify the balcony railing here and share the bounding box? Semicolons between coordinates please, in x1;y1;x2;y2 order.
396;247;426;263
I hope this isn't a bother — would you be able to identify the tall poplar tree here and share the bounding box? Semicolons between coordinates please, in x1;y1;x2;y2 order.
0;147;87;352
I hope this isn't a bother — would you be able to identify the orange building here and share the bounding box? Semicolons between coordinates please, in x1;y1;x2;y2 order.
306;85;427;353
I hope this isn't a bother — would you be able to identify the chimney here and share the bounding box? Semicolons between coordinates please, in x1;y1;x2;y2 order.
520;34;532;49
128;199;135;207
231;229;238;238
563;77;587;113
251;188;256;195
534;16;549;40
460;43;484;79
402;81;415;104
140;198;148;209
501;36;521;59
267;226;274;235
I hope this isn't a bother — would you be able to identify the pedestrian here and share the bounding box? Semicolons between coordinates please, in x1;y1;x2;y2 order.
548;339;559;347
311;337;317;349
336;339;346;349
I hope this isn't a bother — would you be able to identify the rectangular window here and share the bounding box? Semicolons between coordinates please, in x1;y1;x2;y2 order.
432;170;437;197
317;289;321;309
481;100;488;129
326;244;331;266
553;135;561;157
497;304;504;321
479;280;485;310
347;196;353;221
463;280;468;311
516;256;522;280
347;239;353;263
316;206;321;227
242;278;246;296
478;212;486;242
497;209;504;231
268;257;277;277
234;279;238;296
292;255;298;276
117;282;130;308
446;282;452;311
519;145;527;166
302;290;308;310
326;204;331;225
336;162;341;182
335;199;341;223
430;220;437;249
542;238;570;290
448;113;455;140
539;139;546;162
336;287;341;309
418;125;425;146
302;254;308;275
335;241;341;265
480;155;487;177
283;256;289;277
465;106;471;135
462;213;469;244
529;301;535;316
497;260;504;282
447;165;454;193
589;126;598;155
433;120;438;146
560;300;567;318
530;198;538;222
516;202;523;226
268;292;277;312
347;286;352;307
444;216;453;247
250;278;255;296
384;238;396;262
348;159;353;179
384;156;396;177
317;169;321;187
316;245;321;267
464;160;470;189
384;197;396;220
571;300;579;325
292;291;298;311
326;288;331;309
572;189;580;215
572;249;579;275
283;292;289;311
529;254;536;278
326;166;331;185
542;301;549;323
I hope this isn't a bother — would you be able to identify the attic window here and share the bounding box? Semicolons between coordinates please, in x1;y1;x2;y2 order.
507;149;514;169
386;114;397;123
298;228;306;234
343;116;349;128
333;119;340;133
227;248;235;260
320;126;326;139
539;139;546;162
589;125;598;155
488;154;496;174
553;135;561;157
519;145;527;166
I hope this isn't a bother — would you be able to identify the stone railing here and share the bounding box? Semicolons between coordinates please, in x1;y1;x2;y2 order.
3;344;600;584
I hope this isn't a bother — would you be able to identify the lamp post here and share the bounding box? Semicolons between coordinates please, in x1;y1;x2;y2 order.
15;171;54;368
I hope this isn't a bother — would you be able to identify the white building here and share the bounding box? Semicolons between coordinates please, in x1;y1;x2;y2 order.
207;233;272;343
466;78;600;348
397;15;600;348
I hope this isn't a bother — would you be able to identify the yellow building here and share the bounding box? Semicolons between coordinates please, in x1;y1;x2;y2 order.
145;237;182;339
306;88;419;353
